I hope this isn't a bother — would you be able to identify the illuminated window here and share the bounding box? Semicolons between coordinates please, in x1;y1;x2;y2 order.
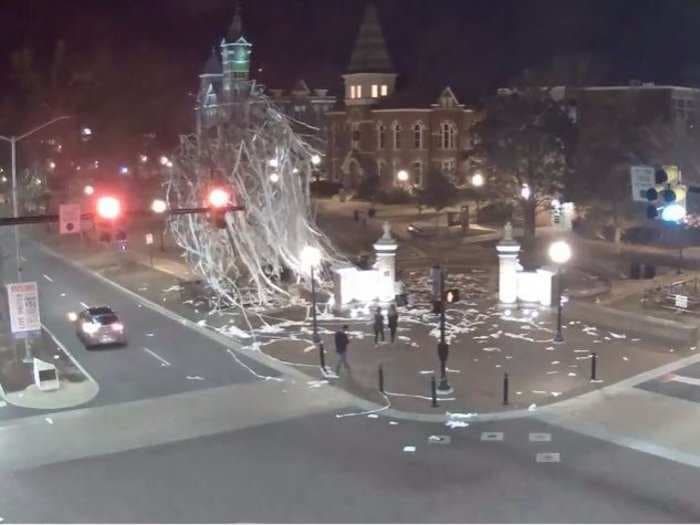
371;85;379;98
357;85;363;98
413;122;424;149
377;124;386;150
381;85;388;96
350;85;356;99
392;122;401;149
441;122;457;149
412;161;423;187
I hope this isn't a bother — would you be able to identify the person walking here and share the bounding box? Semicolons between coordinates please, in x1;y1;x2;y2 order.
388;304;399;343
373;307;385;344
334;325;351;376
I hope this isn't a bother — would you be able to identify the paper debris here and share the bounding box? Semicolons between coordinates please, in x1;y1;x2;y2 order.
45;417;54;424
367;414;379;419
528;404;537;411
186;375;205;381
403;446;416;453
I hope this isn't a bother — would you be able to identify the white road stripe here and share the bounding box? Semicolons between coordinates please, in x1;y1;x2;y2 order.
143;347;171;367
79;302;90;309
670;374;700;386
42;274;54;282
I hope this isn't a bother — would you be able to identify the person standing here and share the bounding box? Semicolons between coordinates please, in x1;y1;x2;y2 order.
334;325;351;375
388;304;399;343
373;307;385;344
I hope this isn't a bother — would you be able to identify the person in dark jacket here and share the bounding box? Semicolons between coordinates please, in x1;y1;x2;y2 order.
373;307;385;344
334;325;351;375
388;303;399;343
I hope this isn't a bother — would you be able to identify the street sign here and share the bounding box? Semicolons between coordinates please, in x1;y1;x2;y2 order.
630;166;655;202
145;233;154;245
675;294;688;309
59;203;81;234
7;282;41;333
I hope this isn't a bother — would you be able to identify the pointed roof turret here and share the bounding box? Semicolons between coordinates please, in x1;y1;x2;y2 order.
228;1;244;41
348;3;394;74
202;47;222;76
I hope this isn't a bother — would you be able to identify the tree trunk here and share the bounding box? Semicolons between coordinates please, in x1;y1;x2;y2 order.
521;199;536;251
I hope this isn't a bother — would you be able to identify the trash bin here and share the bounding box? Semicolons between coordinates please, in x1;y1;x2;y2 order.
643;264;656;279
629;261;641;280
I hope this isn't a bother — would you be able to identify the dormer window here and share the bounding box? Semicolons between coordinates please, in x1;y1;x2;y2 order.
350;85;356;99
356;85;363;98
371;85;379;98
381;85;388;96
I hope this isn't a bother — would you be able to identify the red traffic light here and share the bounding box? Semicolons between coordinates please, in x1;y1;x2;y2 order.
208;188;230;208
96;196;121;220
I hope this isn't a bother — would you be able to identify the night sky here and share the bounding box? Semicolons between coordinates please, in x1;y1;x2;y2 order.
2;0;700;143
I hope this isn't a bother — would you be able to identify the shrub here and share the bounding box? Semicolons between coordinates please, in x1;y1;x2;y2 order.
376;188;414;205
310;180;342;198
477;201;514;224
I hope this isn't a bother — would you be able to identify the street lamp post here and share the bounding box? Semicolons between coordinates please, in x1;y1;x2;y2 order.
471;172;484;217
301;246;322;344
548;240;572;343
437;268;453;394
0;116;72;274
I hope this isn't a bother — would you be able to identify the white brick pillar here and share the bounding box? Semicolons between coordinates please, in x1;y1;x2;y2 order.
496;222;521;304
373;221;398;301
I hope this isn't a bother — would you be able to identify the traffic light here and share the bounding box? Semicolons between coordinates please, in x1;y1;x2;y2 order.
96;196;121;220
207;188;230;229
95;196;127;244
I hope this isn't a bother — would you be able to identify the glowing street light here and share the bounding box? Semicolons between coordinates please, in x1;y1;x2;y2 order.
397;169;409;183
83;185;95;196
81;127;93;137
208;188;230;208
548;240;572;343
159;155;170;166
268;158;279;168
311;154;322;166
521;184;531;200
269;173;280;183
119;166;129;175
1;176;7;183
151;199;168;214
96;196;121;220
139;154;148;163
48;161;56;170
471;172;484;187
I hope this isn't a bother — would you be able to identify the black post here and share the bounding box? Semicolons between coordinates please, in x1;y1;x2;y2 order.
591;352;598;381
503;372;509;406
678;247;683;275
431;376;438;407
311;266;319;344
159;229;165;252
378;364;385;393
437;269;452;393
319;342;326;373
553;267;564;343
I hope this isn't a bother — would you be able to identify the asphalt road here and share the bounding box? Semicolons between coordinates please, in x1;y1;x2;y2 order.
1;410;700;523
0;230;278;413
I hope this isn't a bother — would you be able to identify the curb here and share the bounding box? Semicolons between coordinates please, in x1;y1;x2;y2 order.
35;240;696;424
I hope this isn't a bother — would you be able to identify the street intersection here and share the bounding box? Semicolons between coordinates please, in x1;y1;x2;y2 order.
1;226;700;522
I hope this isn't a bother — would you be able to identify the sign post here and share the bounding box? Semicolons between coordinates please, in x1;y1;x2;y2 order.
59;203;81;235
146;233;154;267
630;166;656;202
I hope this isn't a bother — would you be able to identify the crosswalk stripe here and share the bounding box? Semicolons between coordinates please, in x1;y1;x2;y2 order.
669;374;700;386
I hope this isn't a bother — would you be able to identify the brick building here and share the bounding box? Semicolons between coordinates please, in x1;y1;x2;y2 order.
326;4;478;191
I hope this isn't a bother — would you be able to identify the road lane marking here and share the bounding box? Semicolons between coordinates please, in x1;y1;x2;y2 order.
480;432;504;441
143;347;171;367
79;302;90;309
42;274;54;282
669;374;700;386
529;432;552;442
535;452;560;463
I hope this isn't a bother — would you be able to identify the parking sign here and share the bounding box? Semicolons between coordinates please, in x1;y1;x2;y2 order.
7;282;41;333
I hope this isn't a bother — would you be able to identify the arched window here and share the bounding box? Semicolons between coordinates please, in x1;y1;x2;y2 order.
413;122;424;149
351;122;360;150
441;121;457;149
377;160;385;180
377;123;386;150
393;122;401;150
412;161;424;187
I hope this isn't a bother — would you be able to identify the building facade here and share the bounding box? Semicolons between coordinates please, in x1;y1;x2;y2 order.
194;5;336;145
326;4;478;190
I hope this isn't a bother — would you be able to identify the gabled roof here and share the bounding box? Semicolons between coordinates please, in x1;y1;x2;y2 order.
202;48;222;76
347;4;394;74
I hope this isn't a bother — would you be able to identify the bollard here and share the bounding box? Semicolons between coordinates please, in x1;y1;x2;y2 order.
431;376;438;408
503;372;509;406
319;342;326;374
591;352;598;381
378;364;385;393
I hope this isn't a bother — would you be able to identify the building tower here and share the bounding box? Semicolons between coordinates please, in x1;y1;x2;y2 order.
342;4;397;108
196;48;222;135
220;2;252;103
